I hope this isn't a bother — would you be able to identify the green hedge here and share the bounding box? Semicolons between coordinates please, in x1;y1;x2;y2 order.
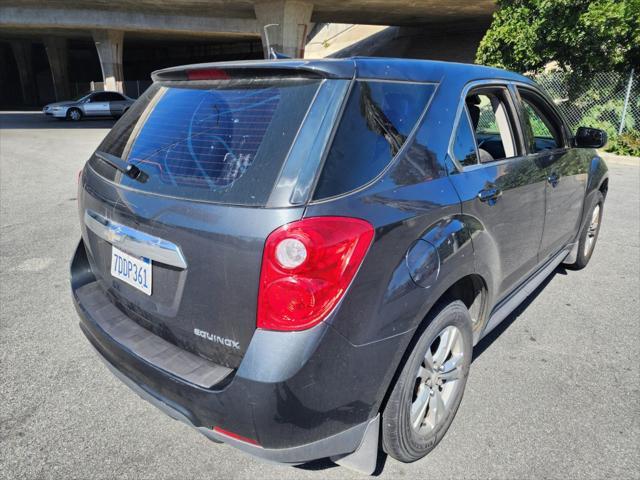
605;131;640;157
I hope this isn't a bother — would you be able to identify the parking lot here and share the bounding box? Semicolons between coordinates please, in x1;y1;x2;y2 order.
0;111;638;480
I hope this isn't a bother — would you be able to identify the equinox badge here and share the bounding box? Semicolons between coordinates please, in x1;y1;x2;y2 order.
193;328;240;349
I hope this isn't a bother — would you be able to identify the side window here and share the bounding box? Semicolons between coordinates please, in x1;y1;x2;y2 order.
518;91;563;153
105;92;125;101
451;109;478;167
90;93;109;102
465;91;518;163
313;80;435;200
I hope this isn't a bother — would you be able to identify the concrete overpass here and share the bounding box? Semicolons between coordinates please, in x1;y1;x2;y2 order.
0;0;495;106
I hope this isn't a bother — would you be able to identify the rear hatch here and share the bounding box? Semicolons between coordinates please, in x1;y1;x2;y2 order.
78;71;326;368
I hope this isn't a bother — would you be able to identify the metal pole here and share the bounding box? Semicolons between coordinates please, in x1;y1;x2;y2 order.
619;68;634;135
263;24;278;59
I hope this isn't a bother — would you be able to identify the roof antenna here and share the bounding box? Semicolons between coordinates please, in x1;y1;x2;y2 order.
263;24;290;59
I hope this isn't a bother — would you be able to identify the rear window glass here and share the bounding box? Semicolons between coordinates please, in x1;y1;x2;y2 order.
91;78;320;205
313;80;435;200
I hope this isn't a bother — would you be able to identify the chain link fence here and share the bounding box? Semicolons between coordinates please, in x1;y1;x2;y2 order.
529;69;639;137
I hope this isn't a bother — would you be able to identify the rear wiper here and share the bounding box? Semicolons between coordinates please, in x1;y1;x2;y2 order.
95;150;148;183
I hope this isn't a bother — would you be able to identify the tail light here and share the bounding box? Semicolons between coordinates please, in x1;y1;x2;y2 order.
257;216;374;331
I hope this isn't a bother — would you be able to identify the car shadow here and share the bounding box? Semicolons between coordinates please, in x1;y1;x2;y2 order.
0;111;116;129
472;266;565;362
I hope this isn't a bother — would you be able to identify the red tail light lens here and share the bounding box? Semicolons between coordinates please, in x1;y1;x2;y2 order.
187;68;230;81
257;216;374;331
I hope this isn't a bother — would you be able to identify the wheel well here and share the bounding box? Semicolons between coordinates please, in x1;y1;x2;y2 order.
599;178;608;198
439;274;487;327
378;274;487;415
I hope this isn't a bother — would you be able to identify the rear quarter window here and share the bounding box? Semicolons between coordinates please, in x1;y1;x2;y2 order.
313;80;435;200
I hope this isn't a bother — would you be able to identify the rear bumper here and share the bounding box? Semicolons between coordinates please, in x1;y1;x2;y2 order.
88;331;376;465
71;239;399;464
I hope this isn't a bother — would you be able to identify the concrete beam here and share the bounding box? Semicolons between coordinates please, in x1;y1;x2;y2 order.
93;30;124;93
10;40;37;105
254;1;313;58
0;7;259;38
43;36;71;101
321;22;492;64
0;1;497;28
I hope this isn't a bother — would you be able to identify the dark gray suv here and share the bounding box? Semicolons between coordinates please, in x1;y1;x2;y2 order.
71;58;608;474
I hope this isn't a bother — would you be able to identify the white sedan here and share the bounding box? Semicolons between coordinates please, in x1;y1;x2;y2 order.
43;91;134;121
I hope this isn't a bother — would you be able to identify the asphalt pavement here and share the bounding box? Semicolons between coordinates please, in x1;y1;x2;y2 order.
1;111;638;479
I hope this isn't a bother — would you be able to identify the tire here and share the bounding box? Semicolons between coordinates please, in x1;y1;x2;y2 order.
67;108;83;121
565;191;604;270
382;300;473;463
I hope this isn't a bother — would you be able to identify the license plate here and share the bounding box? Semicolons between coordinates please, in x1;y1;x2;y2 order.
110;245;152;295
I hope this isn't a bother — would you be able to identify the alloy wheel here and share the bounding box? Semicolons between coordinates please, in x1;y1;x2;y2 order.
584;204;601;256
410;325;465;434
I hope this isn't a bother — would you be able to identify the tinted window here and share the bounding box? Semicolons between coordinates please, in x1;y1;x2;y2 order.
452;109;478;167
90;93;110;102
313;80;435;200
519;93;562;153
91;85;160;162
91;79;320;205
105;92;125;101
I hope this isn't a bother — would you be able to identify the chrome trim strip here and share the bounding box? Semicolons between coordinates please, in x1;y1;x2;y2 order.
84;210;187;269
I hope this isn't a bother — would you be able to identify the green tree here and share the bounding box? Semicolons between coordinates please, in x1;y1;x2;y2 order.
476;0;640;76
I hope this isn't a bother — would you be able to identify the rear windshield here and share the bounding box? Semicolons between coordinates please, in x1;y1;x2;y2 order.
90;78;320;205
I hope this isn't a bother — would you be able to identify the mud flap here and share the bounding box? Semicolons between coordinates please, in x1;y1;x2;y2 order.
331;414;380;475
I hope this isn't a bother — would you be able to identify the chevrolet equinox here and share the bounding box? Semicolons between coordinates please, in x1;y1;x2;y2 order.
71;58;609;474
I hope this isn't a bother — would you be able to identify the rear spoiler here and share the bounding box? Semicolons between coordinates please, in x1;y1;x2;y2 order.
151;59;356;82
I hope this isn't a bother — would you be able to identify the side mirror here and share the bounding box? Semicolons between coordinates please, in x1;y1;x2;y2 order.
574;127;607;148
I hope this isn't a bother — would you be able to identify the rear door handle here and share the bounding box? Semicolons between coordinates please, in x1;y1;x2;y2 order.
548;172;560;187
478;187;502;205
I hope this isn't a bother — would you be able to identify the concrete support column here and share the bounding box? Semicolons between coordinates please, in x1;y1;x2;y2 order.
254;0;313;58
93;30;124;93
10;40;37;105
43;36;71;101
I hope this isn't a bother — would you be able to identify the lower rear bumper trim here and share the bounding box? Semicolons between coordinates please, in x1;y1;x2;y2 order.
91;341;373;465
